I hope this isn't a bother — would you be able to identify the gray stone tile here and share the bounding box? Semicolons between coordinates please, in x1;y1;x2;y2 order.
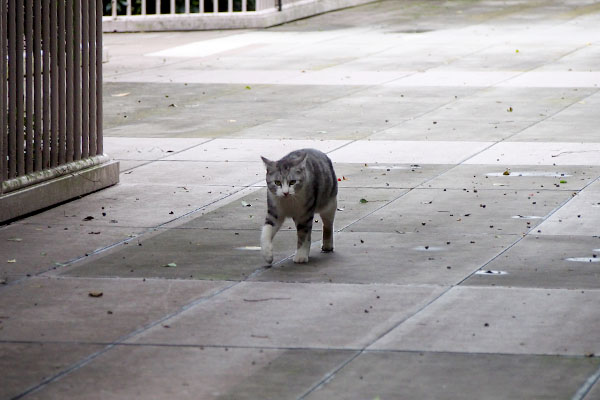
16;182;241;229
462;235;600;289
128;281;446;349
25;345;354;400
0;224;139;281
178;187;408;232
0;342;104;400
254;232;518;285
0;277;226;342
371;118;533;141
371;286;600;356
347;188;572;235
306;351;600;400
60;229;291;280
420;164;600;191
334;163;450;189
535;180;600;236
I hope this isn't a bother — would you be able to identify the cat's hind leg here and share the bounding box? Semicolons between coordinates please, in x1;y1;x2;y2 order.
293;214;314;263
319;198;337;252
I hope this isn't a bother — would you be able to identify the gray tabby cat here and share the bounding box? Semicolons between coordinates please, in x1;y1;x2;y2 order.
260;149;338;264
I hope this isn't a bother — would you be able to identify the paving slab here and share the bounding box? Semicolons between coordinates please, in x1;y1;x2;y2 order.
370;286;600;356
0;342;104;400
465;142;600;166
59;229;292;280
535;179;600;236
254;231;518;285
0;223;138;281
329;140;492;164
419;164;600;191
164;138;349;162
14;182;241;229
347;188;572;235
462;235;600;289
333;163;450;189
127;281;446;349
305;351;600;400
0;277;226;342
120;160;264;187
371;118;533;142
23;345;354;400
177;187;408;232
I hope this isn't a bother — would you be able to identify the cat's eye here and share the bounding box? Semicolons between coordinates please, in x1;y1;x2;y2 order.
289;180;296;185
274;180;282;186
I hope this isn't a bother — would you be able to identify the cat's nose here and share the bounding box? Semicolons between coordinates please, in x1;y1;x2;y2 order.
283;192;289;196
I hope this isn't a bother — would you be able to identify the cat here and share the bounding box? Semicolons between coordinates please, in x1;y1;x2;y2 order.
260;149;338;265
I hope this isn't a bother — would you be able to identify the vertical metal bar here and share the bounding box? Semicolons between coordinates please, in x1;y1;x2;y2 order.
200;0;204;13
170;0;175;14
142;0;147;15
81;0;89;159
73;0;82;161
16;0;25;177
42;0;51;168
8;0;15;178
155;0;160;15
89;0;97;157
127;0;132;16
96;0;103;155
58;0;66;164
50;0;59;167
25;0;34;174
242;0;247;12
33;0;43;171
66;0;74;162
112;0;117;17
0;0;5;184
228;0;233;12
185;0;190;14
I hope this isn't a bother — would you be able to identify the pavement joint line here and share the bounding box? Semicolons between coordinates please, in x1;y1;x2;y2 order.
114;137;215;173
4;338;599;359
572;363;600;400
0;183;261;292
297;283;455;399
9;280;242;400
453;174;600;287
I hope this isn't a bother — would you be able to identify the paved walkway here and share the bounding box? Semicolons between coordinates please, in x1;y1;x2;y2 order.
2;0;600;398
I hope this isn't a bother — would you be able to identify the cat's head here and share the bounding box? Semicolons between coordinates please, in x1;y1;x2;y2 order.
261;152;307;198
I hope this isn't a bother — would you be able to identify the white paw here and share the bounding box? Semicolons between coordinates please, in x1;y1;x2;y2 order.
293;253;309;263
261;244;273;265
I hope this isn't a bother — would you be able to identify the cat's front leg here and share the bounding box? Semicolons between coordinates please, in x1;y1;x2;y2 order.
261;216;283;265
293;214;313;263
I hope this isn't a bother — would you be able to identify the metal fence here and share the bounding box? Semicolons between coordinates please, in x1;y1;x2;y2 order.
101;0;335;31
104;0;280;15
1;0;104;195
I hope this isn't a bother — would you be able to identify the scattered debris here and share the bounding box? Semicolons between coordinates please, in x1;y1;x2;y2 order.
359;198;369;204
82;216;94;221
88;291;103;298
162;263;177;268
6;259;16;263
7;238;22;242
241;201;252;207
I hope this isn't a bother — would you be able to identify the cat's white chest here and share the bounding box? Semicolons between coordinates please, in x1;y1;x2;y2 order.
277;196;305;219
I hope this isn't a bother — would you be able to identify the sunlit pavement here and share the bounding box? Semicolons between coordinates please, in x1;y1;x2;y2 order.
2;1;600;398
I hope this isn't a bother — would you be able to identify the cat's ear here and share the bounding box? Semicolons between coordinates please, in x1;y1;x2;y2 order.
261;156;275;170
295;152;308;170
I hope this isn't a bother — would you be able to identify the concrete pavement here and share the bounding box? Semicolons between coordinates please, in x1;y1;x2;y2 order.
2;0;600;398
